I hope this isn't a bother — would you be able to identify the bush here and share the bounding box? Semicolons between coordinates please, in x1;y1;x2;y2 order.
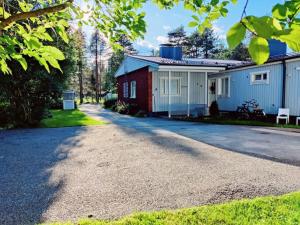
209;101;220;117
113;101;130;114
103;99;117;109
0;102;13;128
135;110;147;117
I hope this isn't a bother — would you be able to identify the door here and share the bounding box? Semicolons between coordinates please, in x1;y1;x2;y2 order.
208;79;217;106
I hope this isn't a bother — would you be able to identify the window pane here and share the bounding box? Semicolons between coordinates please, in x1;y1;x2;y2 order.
171;79;180;95
225;78;229;96
263;73;268;80
255;74;262;80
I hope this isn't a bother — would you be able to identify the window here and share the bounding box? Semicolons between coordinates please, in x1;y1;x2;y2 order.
250;71;270;85
217;77;230;97
123;82;128;98
130;81;136;98
160;77;181;96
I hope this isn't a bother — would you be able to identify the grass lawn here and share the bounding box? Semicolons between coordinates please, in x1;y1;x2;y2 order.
43;192;300;225
40;109;106;128
200;117;300;129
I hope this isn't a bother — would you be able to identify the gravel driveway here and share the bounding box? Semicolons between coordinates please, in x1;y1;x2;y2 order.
1;106;300;225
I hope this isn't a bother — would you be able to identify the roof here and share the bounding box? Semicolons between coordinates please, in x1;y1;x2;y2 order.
228;53;300;70
130;55;245;67
115;53;300;77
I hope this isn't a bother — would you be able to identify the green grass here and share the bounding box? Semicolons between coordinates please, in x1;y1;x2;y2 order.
201;118;300;129
40;109;106;128
43;192;300;225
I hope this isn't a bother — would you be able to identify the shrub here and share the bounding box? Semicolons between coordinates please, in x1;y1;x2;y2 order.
209;101;220;117
103;99;117;109
135;110;147;117
113;101;130;114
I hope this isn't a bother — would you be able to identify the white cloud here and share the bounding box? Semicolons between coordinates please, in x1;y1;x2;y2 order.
163;25;171;31
212;23;226;40
136;40;158;50
156;36;169;44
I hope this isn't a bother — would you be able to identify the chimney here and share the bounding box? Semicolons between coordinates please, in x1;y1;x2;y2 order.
268;39;287;58
159;44;183;60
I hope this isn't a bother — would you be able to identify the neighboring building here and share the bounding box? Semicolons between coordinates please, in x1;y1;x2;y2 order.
115;42;300;117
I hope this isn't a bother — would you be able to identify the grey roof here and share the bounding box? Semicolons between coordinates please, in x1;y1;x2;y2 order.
129;55;247;67
227;52;300;70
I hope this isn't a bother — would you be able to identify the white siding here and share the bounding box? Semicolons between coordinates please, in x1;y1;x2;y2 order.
152;71;206;114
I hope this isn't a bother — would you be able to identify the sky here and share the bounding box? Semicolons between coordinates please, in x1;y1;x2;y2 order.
77;0;283;56
135;0;283;55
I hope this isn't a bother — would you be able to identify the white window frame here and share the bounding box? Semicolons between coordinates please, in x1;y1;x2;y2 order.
159;77;181;96
217;76;230;98
250;70;270;85
130;80;136;99
123;82;128;98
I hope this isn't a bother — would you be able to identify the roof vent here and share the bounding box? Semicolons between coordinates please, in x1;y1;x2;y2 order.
159;44;183;60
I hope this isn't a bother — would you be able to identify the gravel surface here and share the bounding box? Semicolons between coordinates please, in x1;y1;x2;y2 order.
1;111;300;224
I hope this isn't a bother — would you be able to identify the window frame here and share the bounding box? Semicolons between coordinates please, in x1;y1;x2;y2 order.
159;77;181;96
250;70;270;85
217;76;230;98
130;80;136;99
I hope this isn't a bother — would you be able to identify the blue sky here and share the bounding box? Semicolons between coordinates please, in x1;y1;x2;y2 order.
135;0;283;55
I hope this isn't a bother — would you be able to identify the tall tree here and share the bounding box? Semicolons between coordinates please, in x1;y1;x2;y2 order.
73;29;86;104
90;30;106;103
230;43;250;61
104;35;136;92
167;26;188;46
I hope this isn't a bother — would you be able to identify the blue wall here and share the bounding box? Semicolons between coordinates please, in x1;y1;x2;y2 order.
210;63;283;115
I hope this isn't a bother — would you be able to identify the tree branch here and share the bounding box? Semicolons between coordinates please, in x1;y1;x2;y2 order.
0;0;73;29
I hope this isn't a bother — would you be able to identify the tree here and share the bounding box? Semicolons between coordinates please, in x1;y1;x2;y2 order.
73;29;86;104
104;35;136;93
230;43;250;61
186;28;220;59
90;30;106;103
1;0;300;72
0;28;78;127
167;26;188;46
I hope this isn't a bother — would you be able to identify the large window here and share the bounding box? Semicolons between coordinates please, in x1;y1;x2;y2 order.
123;82;128;98
250;71;270;85
218;76;230;97
130;81;136;99
160;77;181;96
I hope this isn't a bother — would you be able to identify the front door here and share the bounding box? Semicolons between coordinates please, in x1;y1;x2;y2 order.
208;79;217;106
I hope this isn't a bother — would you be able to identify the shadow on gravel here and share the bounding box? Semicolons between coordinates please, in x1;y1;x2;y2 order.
0;127;87;225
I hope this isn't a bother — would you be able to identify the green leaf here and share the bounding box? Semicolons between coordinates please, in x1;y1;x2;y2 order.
227;22;246;49
43;46;65;60
46;57;62;72
188;21;198;27
272;4;288;20
12;54;28;70
274;28;300;52
249;37;269;65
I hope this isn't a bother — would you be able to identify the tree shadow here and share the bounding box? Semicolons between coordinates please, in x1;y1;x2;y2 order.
0;126;87;225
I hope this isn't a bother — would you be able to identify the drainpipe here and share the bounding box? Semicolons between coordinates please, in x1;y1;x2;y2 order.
282;60;287;108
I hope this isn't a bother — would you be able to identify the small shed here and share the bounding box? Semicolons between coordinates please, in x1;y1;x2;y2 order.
63;90;75;110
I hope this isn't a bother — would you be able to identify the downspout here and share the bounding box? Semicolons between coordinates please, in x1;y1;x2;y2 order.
282;60;287;108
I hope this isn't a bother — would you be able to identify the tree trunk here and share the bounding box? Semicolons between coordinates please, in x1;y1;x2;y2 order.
95;34;100;104
78;52;84;104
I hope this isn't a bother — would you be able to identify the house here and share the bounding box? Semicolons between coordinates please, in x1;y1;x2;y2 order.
115;42;300;117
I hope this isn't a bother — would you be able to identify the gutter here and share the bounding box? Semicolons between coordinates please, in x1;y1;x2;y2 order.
282;60;287;108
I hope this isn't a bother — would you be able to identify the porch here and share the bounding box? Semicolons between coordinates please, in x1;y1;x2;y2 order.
152;66;224;117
